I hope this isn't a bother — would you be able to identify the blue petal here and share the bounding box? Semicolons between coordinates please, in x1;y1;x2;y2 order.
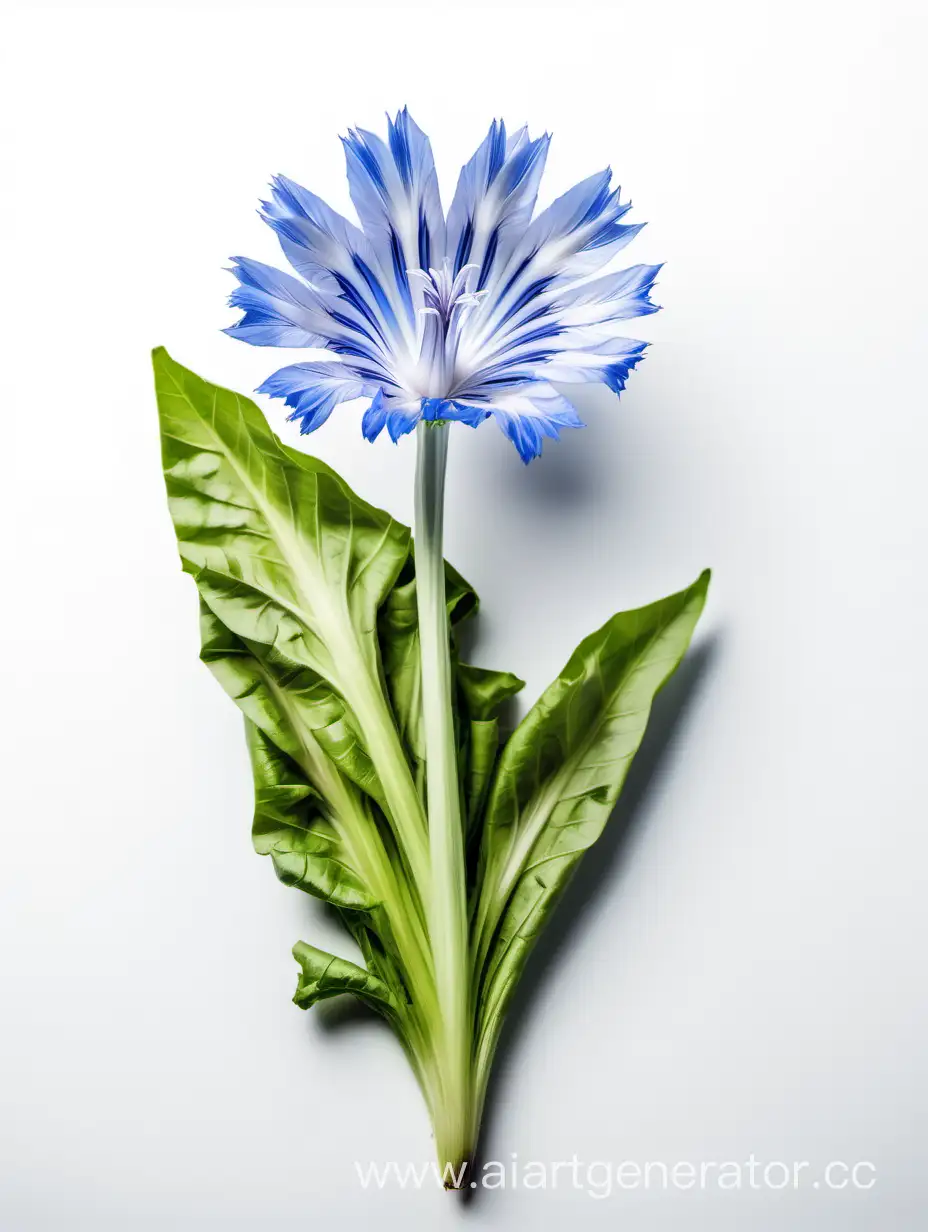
555;264;663;321
342;108;445;289
387;415;417;443
224;257;330;348
494;413;544;463
361;388;388;441
256;361;374;434
420;397;448;422
418;399;489;428
446;120;550;288
291;397;337;434
483;383;585;461
602;345;648;393
386;400;422;442
448;401;491;428
260;175;409;347
477;169;648;351
531;337;649;387
531;169;621;244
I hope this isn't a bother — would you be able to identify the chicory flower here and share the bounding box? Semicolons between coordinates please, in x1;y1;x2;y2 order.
225;110;660;462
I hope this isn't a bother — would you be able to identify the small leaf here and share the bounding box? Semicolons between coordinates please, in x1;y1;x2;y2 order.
473;571;710;1078
292;941;399;1020
456;662;525;723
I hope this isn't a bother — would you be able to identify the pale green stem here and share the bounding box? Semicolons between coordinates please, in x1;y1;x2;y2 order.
414;422;473;1173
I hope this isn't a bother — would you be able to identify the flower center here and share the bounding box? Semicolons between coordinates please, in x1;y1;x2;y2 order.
407;259;487;398
411;259;486;331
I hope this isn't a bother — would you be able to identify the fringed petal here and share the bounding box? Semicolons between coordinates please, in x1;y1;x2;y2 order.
223;257;332;348
483;383;585;462
445;120;550;291
261;175;409;350
361;388;388;441
342;108;445;309
256;361;377;434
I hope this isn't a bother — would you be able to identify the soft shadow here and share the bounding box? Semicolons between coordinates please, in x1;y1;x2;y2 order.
313;995;383;1033
461;632;721;1206
477;384;634;511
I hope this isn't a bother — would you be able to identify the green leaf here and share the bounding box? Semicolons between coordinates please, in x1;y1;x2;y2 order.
153;347;429;882
198;597;384;807
154;347;408;683
379;556;524;826
292;941;399;1020
247;722;376;911
378;556;476;777
456;662;525;723
197;600;436;1000
472;570;710;1080
456;663;525;837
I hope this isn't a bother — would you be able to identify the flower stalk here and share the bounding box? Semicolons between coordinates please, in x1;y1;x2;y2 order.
414;421;474;1175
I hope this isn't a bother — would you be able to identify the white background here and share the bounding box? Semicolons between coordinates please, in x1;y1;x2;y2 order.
2;1;926;1228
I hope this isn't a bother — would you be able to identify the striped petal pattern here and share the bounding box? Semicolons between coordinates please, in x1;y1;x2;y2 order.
227;109;660;462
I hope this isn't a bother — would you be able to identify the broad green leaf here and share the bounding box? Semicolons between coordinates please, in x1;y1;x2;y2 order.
292;941;399;1020
199;590;423;1027
155;347;407;683
472;570;710;1080
153;347;429;880
198;596;383;806
197;599;435;1036
198;603;432;967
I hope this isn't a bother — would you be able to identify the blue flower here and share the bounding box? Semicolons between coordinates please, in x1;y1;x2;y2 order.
226;110;660;462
